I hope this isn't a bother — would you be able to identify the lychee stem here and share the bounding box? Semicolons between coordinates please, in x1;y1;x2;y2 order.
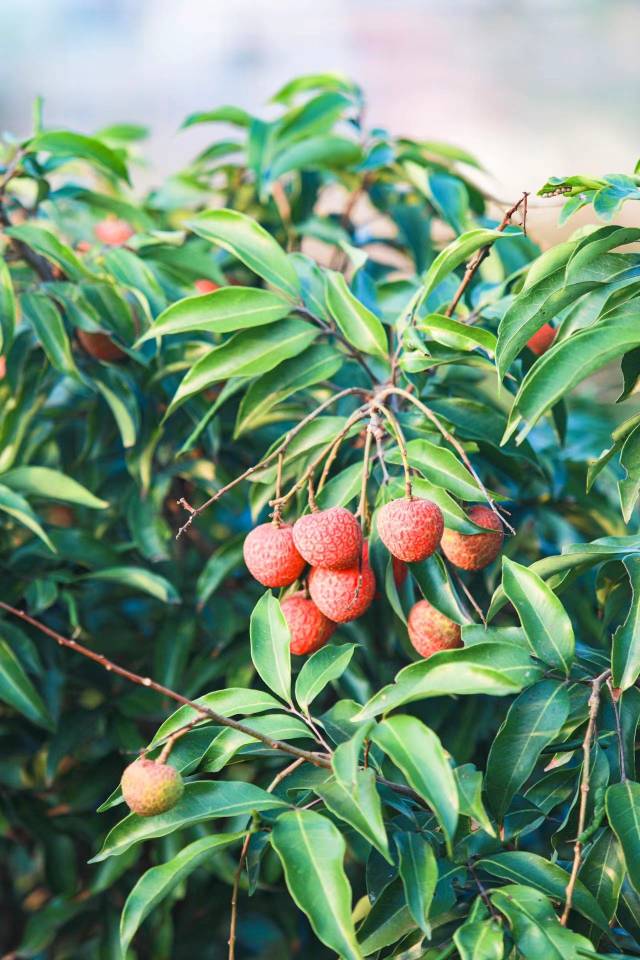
307;475;319;513
356;423;373;527
271;452;285;527
374;400;413;500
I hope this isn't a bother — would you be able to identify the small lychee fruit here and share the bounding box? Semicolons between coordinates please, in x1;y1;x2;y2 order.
407;599;462;659
281;592;336;655
440;505;504;571
308;545;376;622
94;217;134;246
0;356;5;380
194;278;220;294
377;497;444;563
121;757;184;817
76;240;92;253
243;522;306;588
527;323;556;356
76;329;126;362
293;507;362;570
393;556;408;587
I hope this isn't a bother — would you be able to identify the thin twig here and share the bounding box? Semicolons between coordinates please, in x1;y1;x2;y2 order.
373;400;412;499
560;668;611;926
450;564;486;626
370;412;390;484
444;192;529;318
295;306;378;385
228;757;305;959
468;860;500;920
356;424;373;524
607;678;627;784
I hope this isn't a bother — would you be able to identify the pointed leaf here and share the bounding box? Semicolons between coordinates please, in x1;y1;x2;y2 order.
0;637;52;728
325;272;388;358
612;557;640;690
0;483;55;552
315;771;391;861
295;643;357;711
81;567;180;604
606;781;640;895
250;591;292;704
394;832;437;935
1;466;108;509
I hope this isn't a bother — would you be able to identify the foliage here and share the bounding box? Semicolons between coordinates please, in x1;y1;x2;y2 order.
1;72;640;959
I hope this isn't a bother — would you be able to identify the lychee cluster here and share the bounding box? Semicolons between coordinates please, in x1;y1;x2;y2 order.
121;756;184;817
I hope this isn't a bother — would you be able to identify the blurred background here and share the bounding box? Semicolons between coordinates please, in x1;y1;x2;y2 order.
1;0;639;241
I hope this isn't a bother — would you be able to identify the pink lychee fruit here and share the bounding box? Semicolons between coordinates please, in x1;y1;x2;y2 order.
243;522;306;588
527;323;556;356
94;217;134;246
308;544;376;622
281;592;336;655
121;757;184;817
440;505;504;571
293;507;362;570
194;279;220;294
407;599;462;659
377;497;444;563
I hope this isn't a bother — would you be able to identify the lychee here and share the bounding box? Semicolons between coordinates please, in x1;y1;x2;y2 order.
377;497;444;563
527;323;556;356
94;217;134;247
121;757;184;817
76;329;126;362
293;507;362;570
308;544;376;622
407;599;462;659
194;278;220;294
440;505;504;571
392;556;408;587
243;522;306;588
281;592;336;655
0;356;5;380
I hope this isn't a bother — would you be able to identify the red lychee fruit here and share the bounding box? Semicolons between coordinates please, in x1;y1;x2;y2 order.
76;240;92;253
281;592;336;655
440;505;504;571
407;599;462;659
95;217;134;247
293;507;362;570
121;757;184;817
243;522;306;588
0;356;5;380
527;323;556;356
76;329;126;362
377;497;444;563
392;556;408;587
308;545;376;622
194;278;220;294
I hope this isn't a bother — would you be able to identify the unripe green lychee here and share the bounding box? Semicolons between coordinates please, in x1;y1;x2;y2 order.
121;757;184;817
281;592;336;655
94;217;134;246
243;522;306;588
440;505;504;571
293;507;362;570
308;544;376;622
527;323;556;356
377;497;444;563
407;599;462;659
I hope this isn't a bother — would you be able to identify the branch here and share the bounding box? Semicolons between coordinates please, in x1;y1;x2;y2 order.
444;192;529;318
560;668;611;926
294;306;378;385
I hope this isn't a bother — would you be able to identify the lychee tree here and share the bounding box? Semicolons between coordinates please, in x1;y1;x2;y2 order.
2;75;640;959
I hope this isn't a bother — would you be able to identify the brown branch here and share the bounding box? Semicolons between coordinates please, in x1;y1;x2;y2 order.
560;668;611;926
373;400;412;500
228;756;305;959
444;192;529;318
176;387;370;537
607;678;627;784
294;306;378;385
356;423;373;525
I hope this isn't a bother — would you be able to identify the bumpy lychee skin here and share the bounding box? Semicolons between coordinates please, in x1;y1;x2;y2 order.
94;217;134;247
281;592;336;655
121;757;184;817
194;278;220;294
293;507;362;570
408;599;462;659
377;497;444;563
308;545;376;622
440;505;504;571
527;323;556;356
76;330;126;362
243;522;306;588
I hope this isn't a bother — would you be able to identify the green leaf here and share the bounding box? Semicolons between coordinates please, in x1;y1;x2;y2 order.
420;227;507;303
394;832;437;935
1;466;108;509
0;258;16;353
315;772;390;861
454;918;504;960
271;72;358;105
6;225;93;282
357;882;415;953
29;130;130;181
485;680;570;820
411;552;469;624
501;557;575;675
137;286;292;343
611;557;640;690
578;828;624;923
120;832;244;954
188;209;300;298
0;637;52;728
354;642;541;720
250;591;292;704
91;782;286;862
0;483;56;552
167;318;317;412
372;715;458;853
389;438;492;501
295;643;357;711
606;781;640;895
270;136;362;180
418;313;497;354
234;344;342;437
92;367;138;448
149;688;283;745
195;538;244;609
182;105;252;128
271;809;362;960
201;714;311;772
21;293;79;379
81;567;180;604
490;885;593;959
478;851;609;930
325;271;388;358
454;764;496;836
